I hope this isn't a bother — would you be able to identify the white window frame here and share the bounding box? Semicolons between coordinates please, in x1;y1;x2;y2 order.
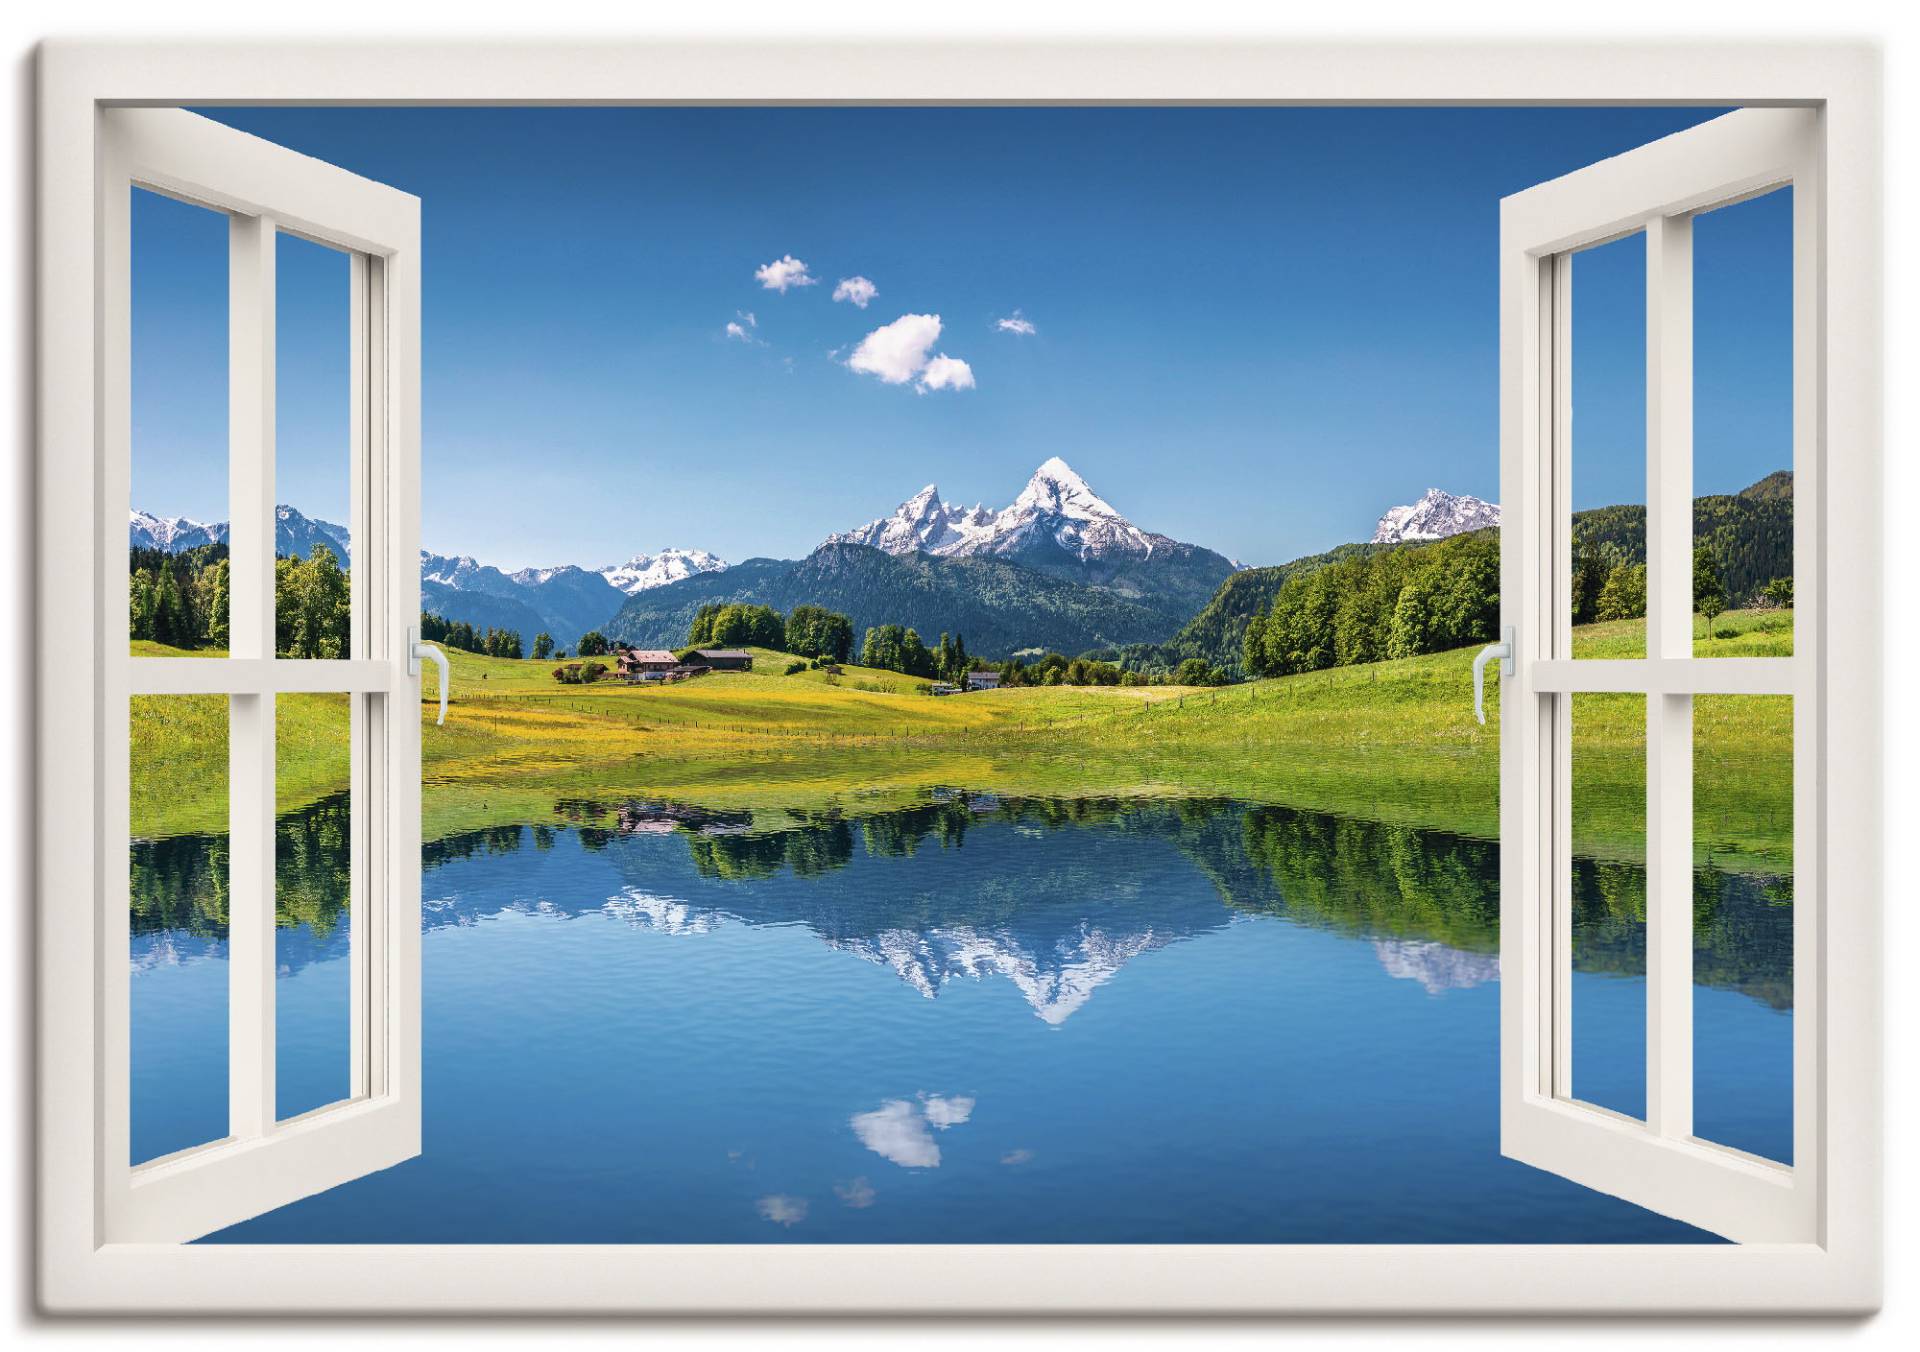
94;107;423;1244
1497;107;1823;1245
34;39;1881;1315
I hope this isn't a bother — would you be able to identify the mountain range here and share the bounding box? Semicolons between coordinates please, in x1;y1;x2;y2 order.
824;456;1239;616
607;459;1242;656
131;467;1513;660
132;505;729;650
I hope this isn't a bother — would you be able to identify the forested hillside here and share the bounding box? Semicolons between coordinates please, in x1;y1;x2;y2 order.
607;542;1180;658
1150;472;1792;677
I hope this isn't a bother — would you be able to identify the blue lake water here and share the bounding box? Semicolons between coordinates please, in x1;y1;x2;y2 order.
127;793;1792;1243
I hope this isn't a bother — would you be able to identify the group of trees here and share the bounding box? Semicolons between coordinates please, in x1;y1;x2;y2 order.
1573;540;1789;632
129;543;228;649
785;604;855;663
419;611;524;660
854;625;981;684
859;623;937;678
994;652;1227;687
685;602;788;651
1242;532;1500;678
671;601;859;665
130;540;352;659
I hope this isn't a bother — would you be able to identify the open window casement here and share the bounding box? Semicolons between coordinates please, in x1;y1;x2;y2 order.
97;108;423;1243
1497;108;1821;1243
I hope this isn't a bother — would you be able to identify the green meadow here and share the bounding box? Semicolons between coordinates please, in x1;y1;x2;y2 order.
129;610;1794;876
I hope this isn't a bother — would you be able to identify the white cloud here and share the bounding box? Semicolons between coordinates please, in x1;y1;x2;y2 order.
995;311;1037;336
846;313;976;393
833;275;878;308
847;313;942;385
756;1194;808;1227
725;310;763;344
754;254;817;292
834;1177;877;1208
1000;1148;1034;1166
917;355;975;392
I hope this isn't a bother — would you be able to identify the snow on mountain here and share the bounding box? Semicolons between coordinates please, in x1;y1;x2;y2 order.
597;548;730;596
130;505;350;560
129;510;226;553
823;483;996;556
1370;488;1501;544
826;457;1174;567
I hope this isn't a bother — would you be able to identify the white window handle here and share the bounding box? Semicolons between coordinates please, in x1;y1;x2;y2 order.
1472;625;1514;726
408;627;450;725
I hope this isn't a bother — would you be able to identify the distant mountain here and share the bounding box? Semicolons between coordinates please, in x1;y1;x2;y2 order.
1371;488;1502;544
607;541;1180;658
129;510;226;554
419;553;623;650
129;504;350;561
825;457;1237;621
598;548;729;596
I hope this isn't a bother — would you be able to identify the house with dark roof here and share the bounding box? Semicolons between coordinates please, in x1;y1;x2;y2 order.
691;648;753;671
616;648;679;679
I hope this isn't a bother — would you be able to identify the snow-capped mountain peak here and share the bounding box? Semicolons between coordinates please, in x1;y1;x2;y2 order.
1371;488;1501;544
598;547;729;596
822;482;998;557
1010;456;1120;522
822;457;1176;569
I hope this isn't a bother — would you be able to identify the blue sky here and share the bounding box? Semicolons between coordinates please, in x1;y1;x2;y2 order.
130;107;1792;571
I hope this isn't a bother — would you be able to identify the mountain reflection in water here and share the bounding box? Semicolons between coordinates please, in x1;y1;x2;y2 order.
127;790;1791;1243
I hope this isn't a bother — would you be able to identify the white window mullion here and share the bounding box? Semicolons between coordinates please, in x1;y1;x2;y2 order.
1547;252;1574;1099
226;211;277;1140
1644;212;1695;1140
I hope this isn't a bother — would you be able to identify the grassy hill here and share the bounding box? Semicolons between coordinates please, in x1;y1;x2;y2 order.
130;616;1793;878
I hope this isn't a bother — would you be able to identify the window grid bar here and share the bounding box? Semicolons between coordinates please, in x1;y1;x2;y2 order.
1532;657;1799;696
1644;211;1695;1141
226;211;277;1142
127;657;398;696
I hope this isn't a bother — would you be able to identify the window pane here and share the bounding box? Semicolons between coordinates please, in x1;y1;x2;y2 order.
276;692;357;1119
1568;232;1648;659
1693;187;1795;657
274;233;354;659
130;694;229;1163
1693;694;1793;1162
129;188;229;657
1568;691;1646;1119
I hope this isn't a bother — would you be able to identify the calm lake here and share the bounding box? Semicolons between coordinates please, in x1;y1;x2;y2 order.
128;791;1792;1243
